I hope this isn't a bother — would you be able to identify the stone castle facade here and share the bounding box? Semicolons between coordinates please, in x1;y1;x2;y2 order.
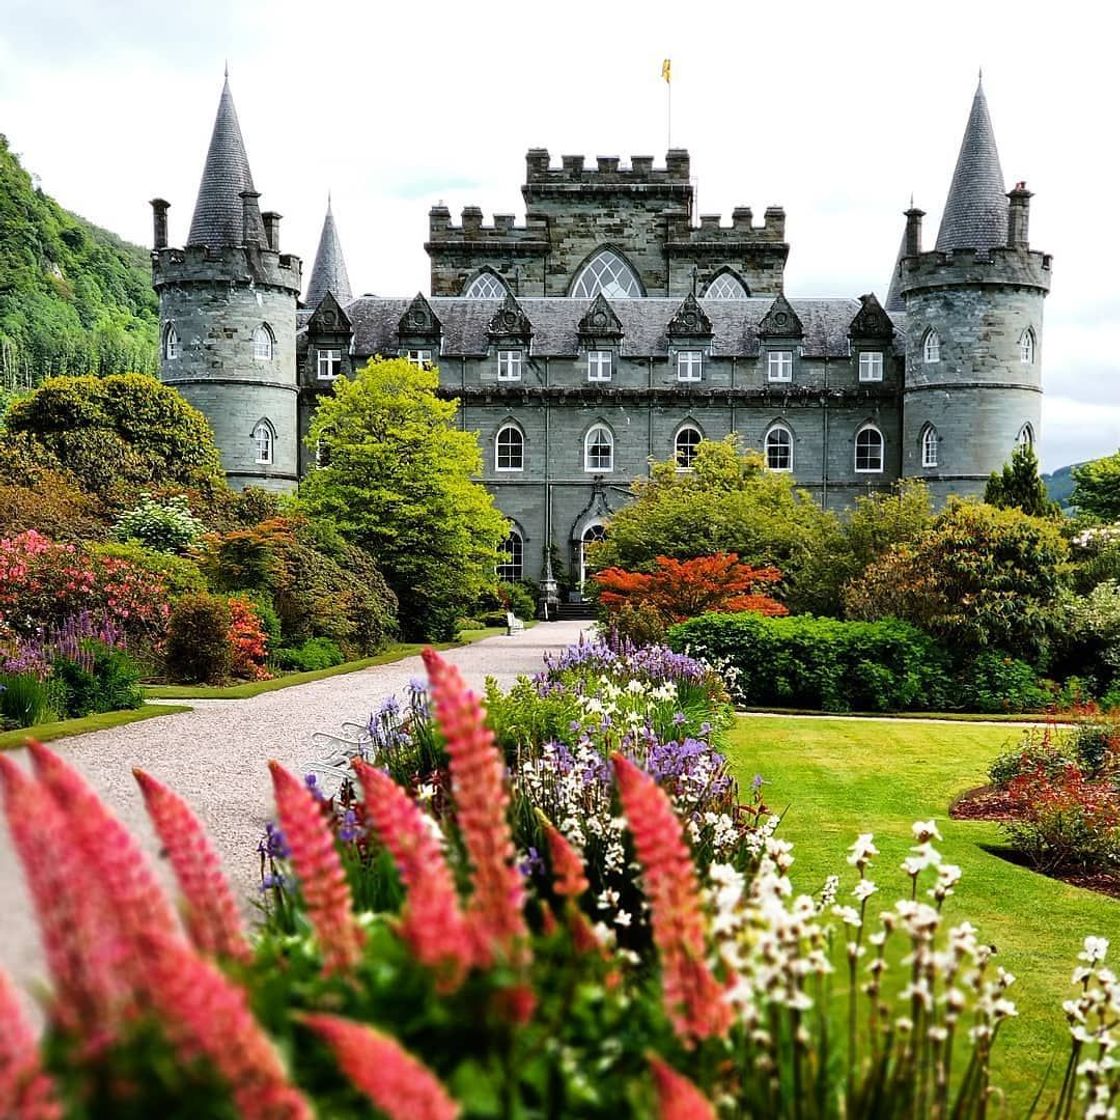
150;76;1052;590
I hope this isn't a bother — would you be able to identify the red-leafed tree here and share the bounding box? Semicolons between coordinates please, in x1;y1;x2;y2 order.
593;552;788;629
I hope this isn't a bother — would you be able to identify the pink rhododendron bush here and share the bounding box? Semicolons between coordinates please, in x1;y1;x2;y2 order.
2;649;1118;1119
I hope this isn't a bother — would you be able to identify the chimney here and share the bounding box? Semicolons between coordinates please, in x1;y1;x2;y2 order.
904;205;925;257
150;199;169;249
239;190;263;245
261;211;281;251
1007;182;1032;249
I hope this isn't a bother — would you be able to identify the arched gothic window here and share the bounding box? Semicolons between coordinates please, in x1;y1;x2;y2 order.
922;329;940;364
495;424;524;471
584;425;614;472
497;529;524;581
765;424;793;471
674;424;702;469
464;272;508;299
570;249;642;299
252;324;274;361
163;324;180;360
253;421;274;465
855;424;884;472
921;424;938;468
1019;328;1036;364
580;523;607;588
1017;423;1035;449
704;272;749;299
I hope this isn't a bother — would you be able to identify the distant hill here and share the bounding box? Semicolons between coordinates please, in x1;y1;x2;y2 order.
0;134;158;387
1042;463;1084;510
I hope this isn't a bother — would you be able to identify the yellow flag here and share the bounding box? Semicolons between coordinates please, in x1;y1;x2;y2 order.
661;59;671;83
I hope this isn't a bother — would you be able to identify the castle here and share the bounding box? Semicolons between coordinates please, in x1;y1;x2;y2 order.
150;76;1052;590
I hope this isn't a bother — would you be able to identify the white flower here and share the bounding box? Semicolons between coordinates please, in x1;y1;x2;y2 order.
848;833;879;867
853;880;878;903
832;905;862;928
1082;937;1111;965
912;819;942;843
614;910;632;928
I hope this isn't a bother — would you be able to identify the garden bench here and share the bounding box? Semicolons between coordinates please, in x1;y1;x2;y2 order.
506;611;525;635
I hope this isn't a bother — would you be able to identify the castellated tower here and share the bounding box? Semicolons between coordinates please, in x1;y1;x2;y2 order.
150;75;301;491
894;80;1051;502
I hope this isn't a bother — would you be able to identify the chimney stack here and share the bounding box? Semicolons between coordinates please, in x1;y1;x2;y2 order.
904;204;925;258
262;211;281;251
1007;182;1032;249
239;190;263;245
150;199;170;249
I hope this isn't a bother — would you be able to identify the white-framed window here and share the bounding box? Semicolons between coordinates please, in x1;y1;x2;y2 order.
580;522;607;588
677;351;703;382
768;350;793;382
406;349;433;369
1017;423;1035;449
252;325;274;361
584;425;613;472
498;350;522;381
765;425;793;471
571;249;642;299
674;424;702;469
497;529;524;582
921;424;938;468
923;329;940;364
859;352;884;382
1019;328;1035;364
317;348;342;380
587;350;613;382
253;421;274;465
464;272;507;299
704;272;748;299
315;437;330;468
855;425;884;473
163;325;180;360
495;424;524;472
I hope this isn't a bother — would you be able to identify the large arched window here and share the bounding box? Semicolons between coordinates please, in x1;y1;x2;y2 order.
163;324;180;360
464;271;508;299
580;523;607;588
571;249;642;299
704;272;749;299
674;424;702;469
1017;423;1035;449
922;329;940;364
855;424;884;473
584;425;614;472
1019;328;1036;364
253;420;274;465
921;424;939;468
765;424;793;472
252;324;274;361
497;529;524;582
495;424;524;472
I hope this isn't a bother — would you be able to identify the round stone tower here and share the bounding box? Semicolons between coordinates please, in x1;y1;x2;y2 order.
895;81;1052;503
150;75;301;491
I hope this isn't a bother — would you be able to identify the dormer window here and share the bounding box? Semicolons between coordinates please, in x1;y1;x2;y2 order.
317;349;342;380
571;249;642;299
587;351;613;382
407;349;433;369
768;351;793;382
923;329;940;364
163;325;180;360
677;351;703;382
498;350;522;381
859;352;883;382
1019;328;1036;364
252;325;274;361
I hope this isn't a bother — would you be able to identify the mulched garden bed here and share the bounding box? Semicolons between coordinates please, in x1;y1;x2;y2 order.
951;784;1120;901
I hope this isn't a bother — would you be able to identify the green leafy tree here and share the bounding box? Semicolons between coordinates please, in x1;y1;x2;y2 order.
984;444;1059;516
1072;450;1120;522
5;373;222;502
591;435;850;615
843;478;935;572
300;357;508;640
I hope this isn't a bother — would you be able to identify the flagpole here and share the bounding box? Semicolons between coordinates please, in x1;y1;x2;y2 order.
667;78;672;149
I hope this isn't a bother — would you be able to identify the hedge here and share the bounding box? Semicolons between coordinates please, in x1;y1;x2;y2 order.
667;613;952;712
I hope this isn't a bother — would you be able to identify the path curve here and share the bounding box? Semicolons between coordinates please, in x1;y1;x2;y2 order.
0;620;591;1006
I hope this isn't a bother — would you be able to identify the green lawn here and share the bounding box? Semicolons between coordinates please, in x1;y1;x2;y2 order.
0;704;192;751
725;715;1116;1111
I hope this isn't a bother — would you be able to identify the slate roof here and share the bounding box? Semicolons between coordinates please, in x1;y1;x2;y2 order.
339;296;902;358
188;76;262;249
304;201;353;308
935;81;1008;253
885;224;908;312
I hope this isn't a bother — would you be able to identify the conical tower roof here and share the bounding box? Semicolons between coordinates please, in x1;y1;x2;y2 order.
885;224;908;312
187;74;261;248
304;199;352;308
935;79;1008;253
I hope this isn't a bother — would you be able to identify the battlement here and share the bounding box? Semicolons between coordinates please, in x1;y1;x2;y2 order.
900;245;1052;295
151;244;302;293
427;204;548;248
524;148;692;185
683;206;787;244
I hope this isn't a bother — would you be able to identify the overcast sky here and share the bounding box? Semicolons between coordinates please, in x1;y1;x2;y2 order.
1;0;1115;470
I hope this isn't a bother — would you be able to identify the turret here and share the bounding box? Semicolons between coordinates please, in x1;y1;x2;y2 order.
897;80;1052;504
150;73;301;492
304;197;353;309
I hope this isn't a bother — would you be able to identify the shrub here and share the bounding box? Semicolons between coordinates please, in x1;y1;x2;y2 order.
165;593;231;684
86;541;207;601
0;671;59;727
226;596;270;681
52;642;143;717
607;599;670;645
498;580;535;620
959;650;1052;713
115;493;204;553
272;637;345;673
0;433;107;541
668;612;952;712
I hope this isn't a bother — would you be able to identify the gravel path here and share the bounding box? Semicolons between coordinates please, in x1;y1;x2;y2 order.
0;620;591;1004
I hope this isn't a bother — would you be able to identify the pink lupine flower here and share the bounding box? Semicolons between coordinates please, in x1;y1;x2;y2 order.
141;934;311;1120
351;759;473;988
649;1056;716;1120
300;1012;459;1120
0;966;62;1120
421;648;528;966
612;755;732;1045
545;823;589;899
27;742;177;943
133;769;250;962
0;754;130;1041
269;761;364;975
